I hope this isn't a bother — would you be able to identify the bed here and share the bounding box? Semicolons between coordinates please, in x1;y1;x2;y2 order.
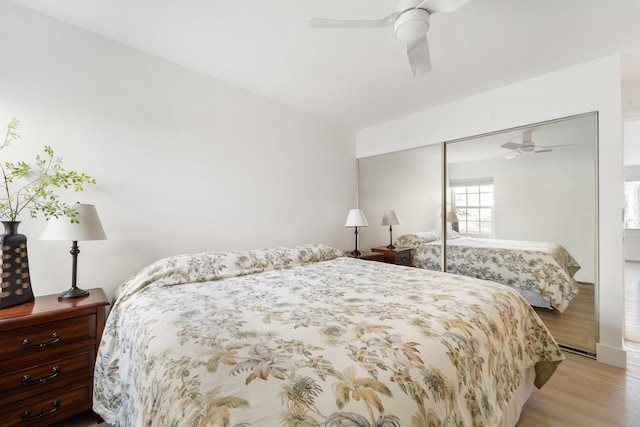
394;231;581;313
93;244;563;426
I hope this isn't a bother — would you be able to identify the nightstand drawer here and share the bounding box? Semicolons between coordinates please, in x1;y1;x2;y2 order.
371;247;413;266
0;315;96;359
0;346;95;406
396;250;412;266
0;382;92;427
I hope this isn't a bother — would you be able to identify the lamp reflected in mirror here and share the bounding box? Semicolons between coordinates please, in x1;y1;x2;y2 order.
446;211;459;232
381;209;401;249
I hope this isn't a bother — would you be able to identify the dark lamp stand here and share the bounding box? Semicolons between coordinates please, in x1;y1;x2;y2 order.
386;225;396;249
58;241;89;300
350;226;361;256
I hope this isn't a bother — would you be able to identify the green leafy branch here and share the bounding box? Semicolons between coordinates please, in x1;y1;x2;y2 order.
0;119;96;222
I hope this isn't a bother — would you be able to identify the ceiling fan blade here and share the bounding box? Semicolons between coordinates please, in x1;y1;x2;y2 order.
501;142;522;150
307;13;398;29
538;143;578;149
420;0;471;13
534;149;552;154
406;35;431;77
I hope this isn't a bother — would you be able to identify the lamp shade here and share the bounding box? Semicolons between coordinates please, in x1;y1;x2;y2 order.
344;209;368;227
381;209;401;226
40;203;107;241
446;211;459;222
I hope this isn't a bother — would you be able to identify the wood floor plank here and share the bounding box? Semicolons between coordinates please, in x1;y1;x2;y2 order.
534;282;596;354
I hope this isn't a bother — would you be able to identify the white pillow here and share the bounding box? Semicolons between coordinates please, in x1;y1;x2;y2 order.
414;230;461;240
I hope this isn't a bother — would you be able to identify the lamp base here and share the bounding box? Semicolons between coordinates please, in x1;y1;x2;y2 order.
58;286;90;300
386;244;396;249
350;249;362;256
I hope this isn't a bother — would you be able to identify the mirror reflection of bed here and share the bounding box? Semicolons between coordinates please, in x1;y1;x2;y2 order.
358;112;597;356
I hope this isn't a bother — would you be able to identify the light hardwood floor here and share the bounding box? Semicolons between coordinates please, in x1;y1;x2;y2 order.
517;341;640;426
534;281;596;355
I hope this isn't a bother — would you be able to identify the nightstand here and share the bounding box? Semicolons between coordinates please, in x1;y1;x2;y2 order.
344;251;383;261
371;246;413;266
0;289;109;426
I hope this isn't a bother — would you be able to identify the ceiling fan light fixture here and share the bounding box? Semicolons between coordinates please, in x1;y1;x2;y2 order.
394;9;430;41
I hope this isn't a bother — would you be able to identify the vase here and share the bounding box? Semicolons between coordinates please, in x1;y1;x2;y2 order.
0;221;35;309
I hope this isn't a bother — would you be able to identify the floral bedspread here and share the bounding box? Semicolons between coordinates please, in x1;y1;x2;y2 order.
395;234;581;313
93;244;563;427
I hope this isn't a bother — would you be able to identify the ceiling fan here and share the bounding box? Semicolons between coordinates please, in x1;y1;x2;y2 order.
307;0;471;78
501;130;575;159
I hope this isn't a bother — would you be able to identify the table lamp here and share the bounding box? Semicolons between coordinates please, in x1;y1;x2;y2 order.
345;209;368;256
40;203;107;300
381;209;401;249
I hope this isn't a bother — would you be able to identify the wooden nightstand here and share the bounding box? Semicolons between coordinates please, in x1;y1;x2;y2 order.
344;251;383;261
0;289;109;426
371;246;413;266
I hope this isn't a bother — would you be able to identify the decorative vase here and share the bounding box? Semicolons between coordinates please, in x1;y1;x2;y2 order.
0;221;35;309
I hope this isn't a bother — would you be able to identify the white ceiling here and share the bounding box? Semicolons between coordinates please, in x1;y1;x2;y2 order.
8;0;640;165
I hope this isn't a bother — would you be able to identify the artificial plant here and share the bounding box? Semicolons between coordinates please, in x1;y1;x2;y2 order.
0;118;96;223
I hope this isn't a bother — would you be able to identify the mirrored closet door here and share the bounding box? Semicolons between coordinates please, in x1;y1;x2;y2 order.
358;112;598;356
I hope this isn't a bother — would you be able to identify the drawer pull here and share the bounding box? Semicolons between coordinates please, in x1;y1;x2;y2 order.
21;366;60;386
21;400;60;421
22;332;61;349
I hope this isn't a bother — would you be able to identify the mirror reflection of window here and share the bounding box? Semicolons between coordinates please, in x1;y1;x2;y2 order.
624;181;640;229
450;178;494;237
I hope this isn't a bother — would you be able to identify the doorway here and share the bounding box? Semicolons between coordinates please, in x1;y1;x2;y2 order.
624;116;640;342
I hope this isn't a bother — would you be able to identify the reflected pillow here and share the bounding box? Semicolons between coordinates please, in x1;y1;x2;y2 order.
414;230;461;240
395;230;461;248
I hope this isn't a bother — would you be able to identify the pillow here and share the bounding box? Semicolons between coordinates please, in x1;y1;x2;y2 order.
413;230;441;241
113;244;344;306
414;230;461;240
446;230;461;239
395;230;461;247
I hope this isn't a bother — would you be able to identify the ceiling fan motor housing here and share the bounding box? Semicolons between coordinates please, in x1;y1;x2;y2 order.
520;130;535;152
395;5;430;41
520;143;535;153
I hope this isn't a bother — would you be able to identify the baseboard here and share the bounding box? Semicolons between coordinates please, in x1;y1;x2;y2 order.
596;342;627;368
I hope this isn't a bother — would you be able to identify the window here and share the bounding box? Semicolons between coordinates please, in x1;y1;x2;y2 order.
450;178;494;237
625;181;640;229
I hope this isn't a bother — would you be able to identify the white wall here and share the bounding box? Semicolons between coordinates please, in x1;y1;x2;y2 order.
356;56;626;368
358;146;442;251
627;165;640;181
0;2;357;301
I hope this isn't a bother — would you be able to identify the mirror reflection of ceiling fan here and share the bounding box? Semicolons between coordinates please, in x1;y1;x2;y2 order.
307;0;471;78
501;130;576;159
